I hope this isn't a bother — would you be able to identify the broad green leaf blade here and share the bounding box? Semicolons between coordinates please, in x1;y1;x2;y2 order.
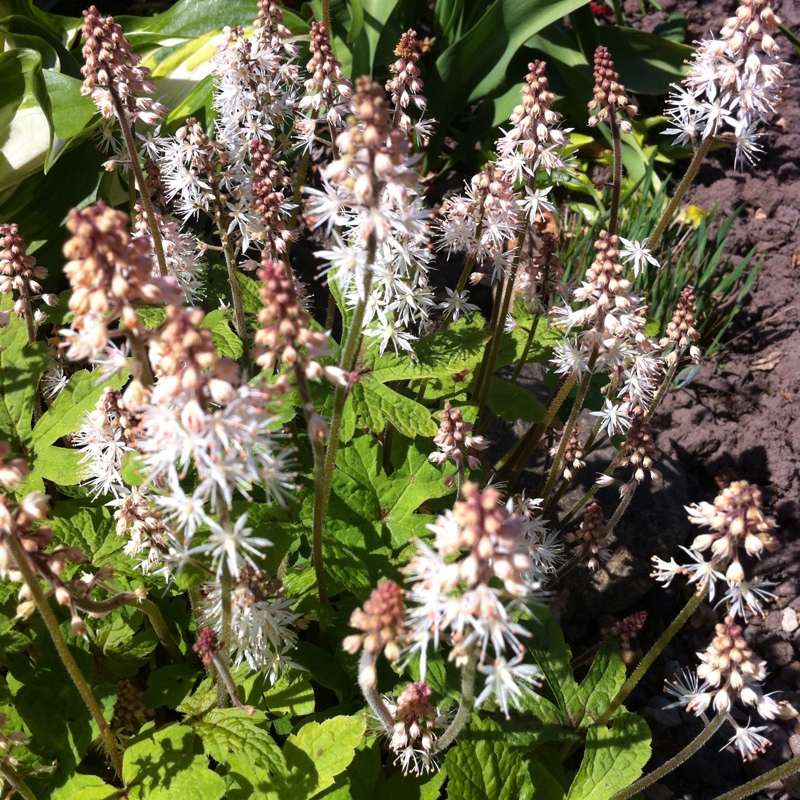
575;639;627;729
367;315;488;381
273;715;365;800
0;48;53;191
123;723;227;800
50;774;118;800
356;377;437;438
192;708;287;789
200;308;244;360
566;712;651;800
526;607;581;727
31;368;125;449
485;377;547;423
0;310;48;451
426;0;591;153
445;716;537;800
117;0;307;40
261;673;316;716
41;71;97;168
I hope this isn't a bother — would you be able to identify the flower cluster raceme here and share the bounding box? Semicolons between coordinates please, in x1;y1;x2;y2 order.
587;46;637;134
0;223;57;333
306;77;433;355
403;483;541;714
386;30;432;142
654;482;783;760
428;403;487;486
565;502;612;571
61;202;181;364
664;0;785;167
80;6;165;125
203;566;300;684
385;681;443;776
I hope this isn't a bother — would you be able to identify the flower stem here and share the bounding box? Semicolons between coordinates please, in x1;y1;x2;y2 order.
217;554;233;707
540;357;597;510
313;237;376;607
4;532;123;780
648;137;713;252
0;763;37;800
608;108;623;237
358;651;394;735
211;652;254;716
108;86;168;278
495;372;577;487
124;327;155;388
610;712;727;800
595;586;707;727
73;592;183;663
473;235;524;415
710;755;800;800
293;362;328;604
509;311;541;385
431;649;478;755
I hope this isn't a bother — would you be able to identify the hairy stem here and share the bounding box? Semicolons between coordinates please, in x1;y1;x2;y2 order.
431;650;478;755
710;755;800;800
608;108;623;236
611;712;727;800
109;86;168;278
293;361;328;604
595;586;707;727
216;541;233;707
358;651;395;734
0;763;37;800
496;372;577;487
313;238;376;608
211;652;254;716
5;533;123;780
649;137;713;252
124;327;155;388
540;358;596;510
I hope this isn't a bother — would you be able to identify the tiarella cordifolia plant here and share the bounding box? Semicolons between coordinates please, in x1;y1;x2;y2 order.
0;1;797;798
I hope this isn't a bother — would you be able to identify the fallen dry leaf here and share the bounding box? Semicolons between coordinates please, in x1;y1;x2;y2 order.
751;349;783;371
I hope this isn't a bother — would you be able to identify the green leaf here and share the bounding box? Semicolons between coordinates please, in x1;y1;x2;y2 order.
0;309;48;451
354;377;437;438
273;715;365;800
566;713;651;800
261;673;316;716
332;434;452;553
366;315;488;382
597;26;690;95
32;368;125;449
484;377;547;423
123;723;227;800
200;308;244;360
145;662;199;710
14;648;115;768
526;607;581;728
0;48;52;190
346;0;365;44
41;71;96;155
445;716;536;800
235;271;264;315
192;708;286;790
426;0;591;154
51;774;118;800
575;640;626;728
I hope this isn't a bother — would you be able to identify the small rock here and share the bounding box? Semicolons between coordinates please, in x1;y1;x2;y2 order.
790;734;800;757
782;608;799;633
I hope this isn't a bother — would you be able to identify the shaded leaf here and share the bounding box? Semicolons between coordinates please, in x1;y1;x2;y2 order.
566;712;651;800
